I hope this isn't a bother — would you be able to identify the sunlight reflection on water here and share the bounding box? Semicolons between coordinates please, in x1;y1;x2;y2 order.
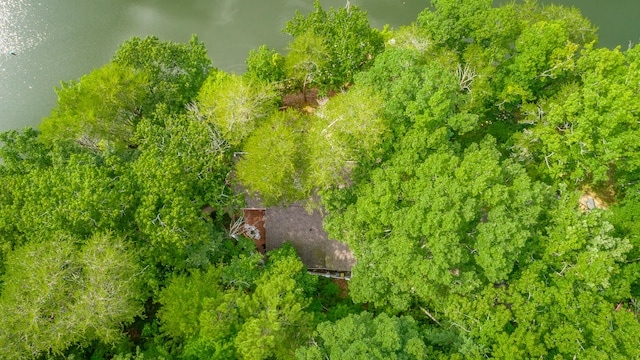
0;0;46;55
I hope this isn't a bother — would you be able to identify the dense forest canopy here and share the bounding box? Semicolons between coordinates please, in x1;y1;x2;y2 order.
0;0;639;358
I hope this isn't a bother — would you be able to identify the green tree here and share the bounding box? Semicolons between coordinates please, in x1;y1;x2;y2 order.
515;44;640;185
157;244;315;360
324;137;548;311
132;114;237;269
234;244;316;360
156;246;263;359
609;183;640;267
417;0;492;51
157;267;225;341
0;128;52;175
516;0;598;46
306;86;386;188
284;31;329;100
296;312;431;360
197;71;279;147
354;48;478;145
284;0;384;91
499;20;579;104
245;45;286;84
442;190;640;359
415;0;597;114
39;63;150;147
0;233;144;359
236;109;310;205
0;128;54;268
2;146;135;246
112;35;211;113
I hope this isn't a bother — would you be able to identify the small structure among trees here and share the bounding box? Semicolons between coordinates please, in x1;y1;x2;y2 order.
241;200;355;279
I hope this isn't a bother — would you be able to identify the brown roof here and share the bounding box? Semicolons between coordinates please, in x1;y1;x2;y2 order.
264;204;355;272
238;181;355;272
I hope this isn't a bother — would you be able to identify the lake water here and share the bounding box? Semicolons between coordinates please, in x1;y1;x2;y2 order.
1;0;639;132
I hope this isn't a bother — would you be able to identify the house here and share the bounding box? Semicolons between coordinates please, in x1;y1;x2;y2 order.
242;203;355;279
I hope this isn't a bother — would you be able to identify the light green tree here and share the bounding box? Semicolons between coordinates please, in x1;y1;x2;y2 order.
245;45;286;84
0;233;144;359
197;71;279;147
307;86;386;188
39;63;150;148
284;31;328;100
236;109;310;205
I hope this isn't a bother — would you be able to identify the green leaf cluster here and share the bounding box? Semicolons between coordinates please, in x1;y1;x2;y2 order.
284;0;384;92
0;233;144;359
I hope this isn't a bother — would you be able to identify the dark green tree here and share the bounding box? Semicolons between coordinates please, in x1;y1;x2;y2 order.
112;35;211;113
245;45;286;84
132;114;238;269
297;312;432;360
284;0;384;91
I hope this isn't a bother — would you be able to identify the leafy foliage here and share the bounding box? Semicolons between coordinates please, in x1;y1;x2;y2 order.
0;233;144;359
516;44;640;185
1;146;133;247
235;244;316;360
197;71;279;147
39;63;149;147
157;244;315;360
284;0;384;91
132;114;237;269
112;35;211;113
284;31;329;98
325;137;549;311
0;128;51;175
245;45;286;84
297;312;431;360
307;86;386;188
237;109;310;205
